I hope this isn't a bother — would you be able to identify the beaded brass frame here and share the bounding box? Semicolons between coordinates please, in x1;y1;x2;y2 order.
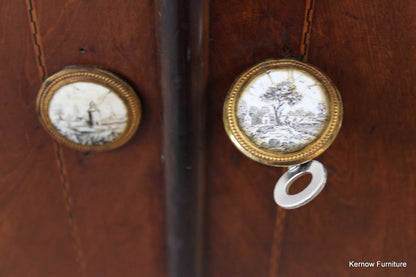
36;66;142;152
223;59;342;166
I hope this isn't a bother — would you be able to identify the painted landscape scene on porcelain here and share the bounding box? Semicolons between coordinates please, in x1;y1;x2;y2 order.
48;82;128;145
237;68;329;153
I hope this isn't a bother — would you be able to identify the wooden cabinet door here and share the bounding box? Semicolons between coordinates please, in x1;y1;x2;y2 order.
0;1;415;277
205;1;416;276
1;1;165;276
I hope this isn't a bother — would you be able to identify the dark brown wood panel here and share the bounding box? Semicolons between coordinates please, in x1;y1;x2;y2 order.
0;1;79;276
156;0;209;276
205;1;306;276
33;1;166;276
279;1;416;276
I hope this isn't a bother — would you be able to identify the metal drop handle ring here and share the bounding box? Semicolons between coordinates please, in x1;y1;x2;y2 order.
273;160;327;209
223;59;343;209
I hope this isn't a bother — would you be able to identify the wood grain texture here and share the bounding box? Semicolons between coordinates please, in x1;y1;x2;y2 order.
0;1;79;276
206;0;416;276
32;1;167;276
156;0;209;276
26;2;86;275
279;1;416;276
205;1;306;276
1;0;415;276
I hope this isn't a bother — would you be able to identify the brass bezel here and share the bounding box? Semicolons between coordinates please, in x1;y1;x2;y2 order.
36;66;142;152
223;59;343;166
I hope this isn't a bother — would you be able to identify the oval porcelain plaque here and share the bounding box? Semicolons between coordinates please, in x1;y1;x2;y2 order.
224;59;342;166
37;66;141;151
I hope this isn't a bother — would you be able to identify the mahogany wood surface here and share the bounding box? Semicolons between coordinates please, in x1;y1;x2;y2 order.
0;1;79;276
279;1;416;276
0;0;415;276
1;1;166;276
206;0;416;277
36;0;166;276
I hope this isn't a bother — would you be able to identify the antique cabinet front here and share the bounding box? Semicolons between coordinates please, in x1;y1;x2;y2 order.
0;0;415;276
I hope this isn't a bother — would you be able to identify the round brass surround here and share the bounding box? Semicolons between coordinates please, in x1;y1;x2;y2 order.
223;59;343;166
36;66;142;152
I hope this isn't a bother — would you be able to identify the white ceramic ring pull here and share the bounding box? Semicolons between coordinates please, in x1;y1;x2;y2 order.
273;160;327;209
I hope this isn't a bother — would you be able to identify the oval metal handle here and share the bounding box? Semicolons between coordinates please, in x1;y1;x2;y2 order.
273;160;327;209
